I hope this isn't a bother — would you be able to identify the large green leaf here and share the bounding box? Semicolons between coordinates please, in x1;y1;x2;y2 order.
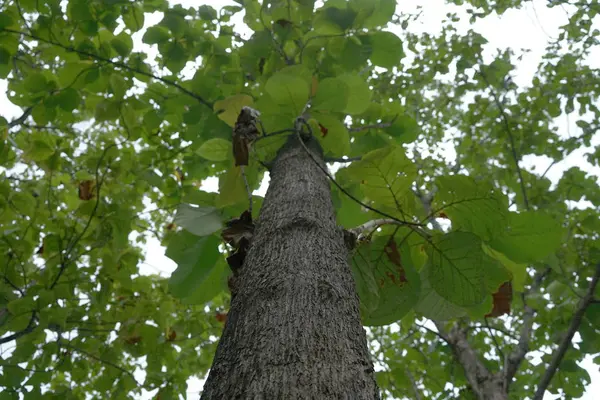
352;235;421;326
489;211;565;264
433;175;509;241
265;69;310;116
196;138;232;162
338;73;372;114
415;264;467;321
426;232;489;307
312;113;350;157
167;232;221;299
174;204;223;237
346;145;417;215
369;31;404;69
312;77;349;112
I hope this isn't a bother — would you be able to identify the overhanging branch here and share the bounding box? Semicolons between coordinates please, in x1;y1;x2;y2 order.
504;267;551;390
2;28;214;110
477;69;529;209
532;263;600;400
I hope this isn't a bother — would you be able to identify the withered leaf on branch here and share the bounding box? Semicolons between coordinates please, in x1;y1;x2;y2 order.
486;281;512;318
232;107;260;166
222;210;254;273
222;210;254;249
78;180;95;200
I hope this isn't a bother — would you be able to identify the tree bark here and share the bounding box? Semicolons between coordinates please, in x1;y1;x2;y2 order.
201;134;380;399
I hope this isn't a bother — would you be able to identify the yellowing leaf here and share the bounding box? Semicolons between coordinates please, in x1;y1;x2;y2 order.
214;94;254;127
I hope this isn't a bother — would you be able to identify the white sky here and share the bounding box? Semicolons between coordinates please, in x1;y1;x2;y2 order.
1;0;599;398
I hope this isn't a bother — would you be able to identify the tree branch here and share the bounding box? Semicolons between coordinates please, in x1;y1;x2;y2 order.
347;118;396;133
477;69;529;209
504;267;551;390
0;311;37;345
2;29;213;109
7;106;33;128
324;156;362;163
533;263;600;400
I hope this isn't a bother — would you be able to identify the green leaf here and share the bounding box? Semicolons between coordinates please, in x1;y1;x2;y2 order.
484;245;527;292
265;69;310;116
24;72;48;93
338;73;372;114
7;296;35;315
415;264;467;320
110;74;128;99
489;211;564;264
196;138;232;162
213;94;254;127
312;78;349;112
312;113;350;157
433;175;509;241
123;4;145;32
323;5;357;31
27;135;55;162
55;88;80;112
167;233;221;299
363;0;396;28
143;26;171;45
369;31;404;69
95;100;120;122
174;204;222;237
111;33;134;57
180;258;227;305
354;236;421;326
426;232;488;307
0;12;16;30
346;145;417;212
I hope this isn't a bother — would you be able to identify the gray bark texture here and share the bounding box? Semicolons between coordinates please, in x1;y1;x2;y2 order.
201;134;380;399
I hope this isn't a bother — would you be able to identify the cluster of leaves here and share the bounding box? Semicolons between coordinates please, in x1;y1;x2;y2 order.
0;0;599;399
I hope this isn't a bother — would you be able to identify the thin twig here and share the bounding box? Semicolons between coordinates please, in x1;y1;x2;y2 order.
478;69;529;209
347;117;397;133
324;156;361;163
484;317;505;362
0;311;37;345
504;267;551;390
7;106;33;128
62;342;138;383
533;263;600;400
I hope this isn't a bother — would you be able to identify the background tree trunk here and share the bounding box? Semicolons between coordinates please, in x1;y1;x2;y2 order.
201;134;380;399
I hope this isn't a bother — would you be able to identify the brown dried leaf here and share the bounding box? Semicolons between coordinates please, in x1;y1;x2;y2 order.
78;180;95;200
486;281;512;318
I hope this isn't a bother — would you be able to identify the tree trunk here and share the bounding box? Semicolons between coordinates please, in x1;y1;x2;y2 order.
201;134;380;399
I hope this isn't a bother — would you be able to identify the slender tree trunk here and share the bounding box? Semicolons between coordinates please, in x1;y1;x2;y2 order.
201;135;380;399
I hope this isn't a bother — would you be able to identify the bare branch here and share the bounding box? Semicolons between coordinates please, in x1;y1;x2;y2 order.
533;263;600;400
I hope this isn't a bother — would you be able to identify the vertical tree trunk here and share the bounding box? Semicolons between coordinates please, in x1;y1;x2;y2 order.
201;134;380;399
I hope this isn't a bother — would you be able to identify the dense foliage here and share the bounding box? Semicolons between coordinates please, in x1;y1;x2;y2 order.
0;0;599;399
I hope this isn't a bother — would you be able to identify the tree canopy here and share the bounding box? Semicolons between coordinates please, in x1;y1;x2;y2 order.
0;0;599;399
